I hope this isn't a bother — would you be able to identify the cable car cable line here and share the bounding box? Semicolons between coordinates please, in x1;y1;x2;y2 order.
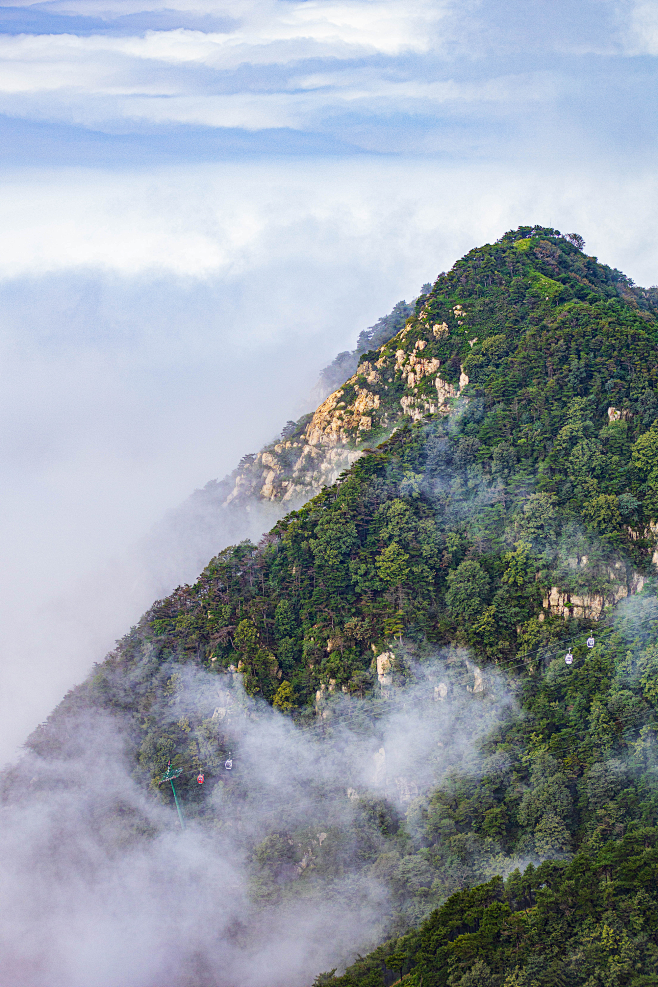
154;606;658;825
158;697;658;816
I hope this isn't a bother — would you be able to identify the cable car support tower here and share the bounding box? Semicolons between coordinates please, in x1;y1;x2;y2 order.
161;762;185;830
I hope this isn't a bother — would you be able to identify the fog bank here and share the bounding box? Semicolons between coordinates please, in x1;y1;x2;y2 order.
0;656;515;987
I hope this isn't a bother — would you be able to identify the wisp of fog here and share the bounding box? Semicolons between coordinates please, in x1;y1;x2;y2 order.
0;654;516;987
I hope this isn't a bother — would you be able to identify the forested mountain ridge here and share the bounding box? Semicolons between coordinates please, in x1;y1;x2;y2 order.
10;225;658;986
200;223;658;522
104;223;658;704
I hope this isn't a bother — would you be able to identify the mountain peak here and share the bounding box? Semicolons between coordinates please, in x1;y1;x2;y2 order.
7;227;658;987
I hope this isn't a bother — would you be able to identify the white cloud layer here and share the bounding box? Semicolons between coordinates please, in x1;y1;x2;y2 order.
0;2;453;131
0;2;441;69
0;0;445;79
0;0;647;141
0;159;657;282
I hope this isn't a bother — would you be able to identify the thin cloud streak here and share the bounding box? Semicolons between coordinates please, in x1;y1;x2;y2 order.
0;1;445;64
0;74;559;135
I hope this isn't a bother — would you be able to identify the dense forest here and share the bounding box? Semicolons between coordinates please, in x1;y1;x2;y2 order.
14;226;658;985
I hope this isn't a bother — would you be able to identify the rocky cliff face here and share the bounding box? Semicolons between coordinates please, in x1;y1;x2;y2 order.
215;304;470;518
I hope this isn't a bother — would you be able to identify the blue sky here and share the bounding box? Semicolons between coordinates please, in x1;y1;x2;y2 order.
1;0;658;758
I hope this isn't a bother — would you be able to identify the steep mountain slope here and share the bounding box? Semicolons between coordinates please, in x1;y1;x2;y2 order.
40;296;420;729
123;225;658;695
6;226;658;987
116;295;417;609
